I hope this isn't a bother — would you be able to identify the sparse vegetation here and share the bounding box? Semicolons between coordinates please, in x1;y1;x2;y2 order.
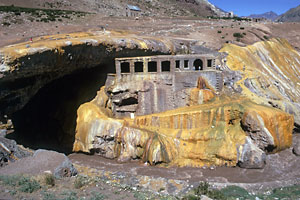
0;175;41;193
240;27;245;30
264;35;269;40
44;174;55;186
74;175;88;189
89;191;107;200
233;32;244;41
217;30;222;33
0;5;88;23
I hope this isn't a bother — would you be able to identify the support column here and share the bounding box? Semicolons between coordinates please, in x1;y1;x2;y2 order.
180;60;184;70
188;59;193;70
130;60;134;74
203;58;207;70
143;59;148;73
116;61;121;81
157;60;162;73
170;59;175;73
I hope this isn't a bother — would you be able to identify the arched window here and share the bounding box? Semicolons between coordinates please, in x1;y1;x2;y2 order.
193;59;203;70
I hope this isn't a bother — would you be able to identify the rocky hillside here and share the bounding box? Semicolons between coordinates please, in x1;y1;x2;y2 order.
221;38;300;125
0;0;227;17
248;11;278;21
277;4;300;22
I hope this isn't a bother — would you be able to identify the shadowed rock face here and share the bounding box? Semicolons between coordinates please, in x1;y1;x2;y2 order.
0;31;185;151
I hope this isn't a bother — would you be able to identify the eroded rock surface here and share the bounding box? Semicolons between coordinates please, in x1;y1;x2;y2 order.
221;38;300;125
73;87;293;168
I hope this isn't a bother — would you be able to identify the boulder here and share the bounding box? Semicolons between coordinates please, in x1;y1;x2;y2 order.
0;149;77;178
241;111;275;151
238;137;266;169
293;136;300;156
0;137;32;167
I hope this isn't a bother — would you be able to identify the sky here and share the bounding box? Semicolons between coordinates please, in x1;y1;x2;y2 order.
208;0;300;16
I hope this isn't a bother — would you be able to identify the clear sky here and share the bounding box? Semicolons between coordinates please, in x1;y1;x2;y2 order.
209;0;300;16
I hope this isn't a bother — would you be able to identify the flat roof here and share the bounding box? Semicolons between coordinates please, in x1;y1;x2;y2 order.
127;5;141;11
115;54;218;61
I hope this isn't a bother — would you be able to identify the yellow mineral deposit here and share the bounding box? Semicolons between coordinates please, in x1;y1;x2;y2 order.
73;92;293;167
220;38;300;123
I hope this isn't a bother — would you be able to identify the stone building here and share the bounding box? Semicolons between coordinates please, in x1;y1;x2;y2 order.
105;54;224;117
125;5;141;17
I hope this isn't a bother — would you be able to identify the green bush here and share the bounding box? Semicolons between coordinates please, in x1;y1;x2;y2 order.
18;176;41;193
217;30;222;34
74;175;87;189
89;191;106;200
0;175;20;186
44;174;55;186
220;186;250;199
233;32;244;38
240;27;245;30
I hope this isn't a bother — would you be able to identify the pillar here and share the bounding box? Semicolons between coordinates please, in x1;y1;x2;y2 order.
130;60;134;74
116;61;121;81
157;59;162;73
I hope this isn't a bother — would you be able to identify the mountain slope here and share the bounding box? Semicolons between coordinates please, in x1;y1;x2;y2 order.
277;5;300;22
248;11;278;21
0;0;227;17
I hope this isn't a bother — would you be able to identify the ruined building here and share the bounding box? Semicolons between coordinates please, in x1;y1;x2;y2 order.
105;54;224;117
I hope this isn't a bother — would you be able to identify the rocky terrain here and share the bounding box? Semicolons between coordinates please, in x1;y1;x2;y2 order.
0;0;300;199
0;0;227;18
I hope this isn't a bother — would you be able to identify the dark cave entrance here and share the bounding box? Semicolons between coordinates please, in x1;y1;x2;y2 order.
9;65;113;154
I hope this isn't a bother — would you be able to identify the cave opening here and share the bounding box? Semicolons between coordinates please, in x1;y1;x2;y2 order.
9;64;114;154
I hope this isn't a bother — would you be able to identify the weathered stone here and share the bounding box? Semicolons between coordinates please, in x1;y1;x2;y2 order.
0;137;32;167
73;94;293;168
293;136;300;156
238;136;266;169
220;38;300;125
0;149;77;177
241;111;275;151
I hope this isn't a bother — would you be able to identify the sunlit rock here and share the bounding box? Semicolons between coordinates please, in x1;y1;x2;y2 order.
220;38;300;125
73;92;293;167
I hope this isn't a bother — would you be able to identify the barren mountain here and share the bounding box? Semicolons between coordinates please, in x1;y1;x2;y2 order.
277;4;300;22
248;11;278;21
0;0;227;17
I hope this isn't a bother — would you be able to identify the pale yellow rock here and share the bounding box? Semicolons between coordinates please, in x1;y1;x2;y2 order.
73;93;293;167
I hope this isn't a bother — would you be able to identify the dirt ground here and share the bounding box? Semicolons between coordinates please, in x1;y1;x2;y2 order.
1;12;300;52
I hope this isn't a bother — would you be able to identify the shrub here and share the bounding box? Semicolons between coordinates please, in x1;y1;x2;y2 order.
240;27;245;30
233;32;244;38
264;35;269;40
18;176;41;193
44;174;55;186
220;186;250;199
217;30;222;34
74;175;87;189
194;182;226;200
89;191;106;200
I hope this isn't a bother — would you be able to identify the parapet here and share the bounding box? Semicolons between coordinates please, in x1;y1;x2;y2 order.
114;54;221;80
